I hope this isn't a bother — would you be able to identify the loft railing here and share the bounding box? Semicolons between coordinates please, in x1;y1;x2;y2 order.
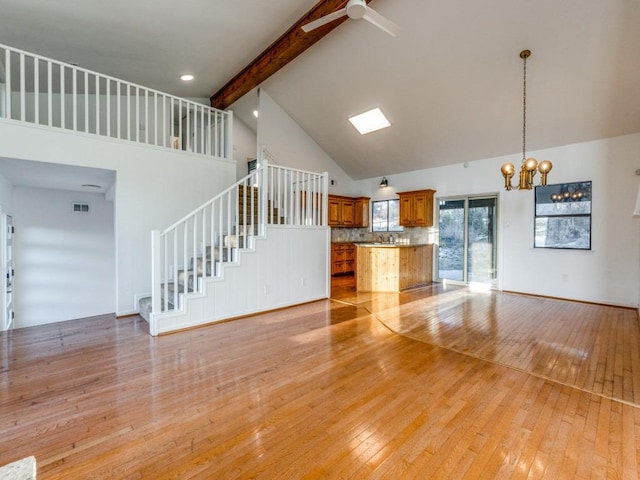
0;43;232;159
150;158;328;325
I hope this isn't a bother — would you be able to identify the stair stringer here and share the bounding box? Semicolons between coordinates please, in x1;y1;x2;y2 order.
151;225;330;335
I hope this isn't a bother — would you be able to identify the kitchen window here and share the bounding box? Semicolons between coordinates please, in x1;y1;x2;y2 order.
372;199;403;232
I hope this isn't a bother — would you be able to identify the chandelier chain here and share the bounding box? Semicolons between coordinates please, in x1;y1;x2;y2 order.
522;52;527;162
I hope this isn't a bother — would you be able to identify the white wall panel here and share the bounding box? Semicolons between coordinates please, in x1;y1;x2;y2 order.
154;226;329;334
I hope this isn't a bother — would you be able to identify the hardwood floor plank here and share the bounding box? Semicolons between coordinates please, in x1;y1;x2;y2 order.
0;281;638;478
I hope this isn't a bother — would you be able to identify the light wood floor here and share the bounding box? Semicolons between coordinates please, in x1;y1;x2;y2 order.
1;277;639;479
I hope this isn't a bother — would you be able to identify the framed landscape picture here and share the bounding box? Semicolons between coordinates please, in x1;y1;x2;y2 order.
534;181;592;250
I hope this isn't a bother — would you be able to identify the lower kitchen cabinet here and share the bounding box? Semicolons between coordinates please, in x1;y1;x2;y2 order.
331;243;356;275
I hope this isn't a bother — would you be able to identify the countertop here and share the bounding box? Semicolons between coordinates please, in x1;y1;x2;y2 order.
354;243;432;248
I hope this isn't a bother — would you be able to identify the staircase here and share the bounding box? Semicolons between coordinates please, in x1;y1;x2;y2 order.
0;42;329;335
145;158;329;335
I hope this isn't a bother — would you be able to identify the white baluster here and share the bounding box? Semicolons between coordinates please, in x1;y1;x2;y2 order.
135;87;139;142
19;53;25;121
47;61;52;126
4;50;11;119
59;64;65;128
144;90;148;145
95;74;100;134
34;58;39;124
84;71;89;132
116;82;121;139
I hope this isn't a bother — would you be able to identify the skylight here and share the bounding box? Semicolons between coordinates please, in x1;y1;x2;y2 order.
349;108;391;135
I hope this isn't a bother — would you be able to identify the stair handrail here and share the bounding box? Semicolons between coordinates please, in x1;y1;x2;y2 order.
160;164;264;236
150;159;328;333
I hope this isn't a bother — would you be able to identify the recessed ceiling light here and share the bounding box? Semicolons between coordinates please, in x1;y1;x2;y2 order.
349;107;391;135
180;74;194;81
253;110;259;118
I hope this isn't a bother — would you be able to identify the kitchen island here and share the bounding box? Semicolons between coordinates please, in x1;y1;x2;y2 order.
355;243;433;292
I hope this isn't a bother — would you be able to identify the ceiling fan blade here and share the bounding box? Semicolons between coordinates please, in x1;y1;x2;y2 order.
362;7;399;37
301;8;348;33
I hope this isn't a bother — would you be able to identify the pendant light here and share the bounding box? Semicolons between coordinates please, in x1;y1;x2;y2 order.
501;50;552;190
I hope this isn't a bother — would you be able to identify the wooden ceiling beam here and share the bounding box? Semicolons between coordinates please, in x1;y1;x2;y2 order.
209;0;371;110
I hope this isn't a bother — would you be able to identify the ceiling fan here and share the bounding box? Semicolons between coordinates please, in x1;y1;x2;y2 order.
301;0;398;37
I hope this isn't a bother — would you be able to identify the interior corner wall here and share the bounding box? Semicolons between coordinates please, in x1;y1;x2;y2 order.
355;133;640;308
0;120;236;316
232;115;257;180
13;187;115;327
257;89;355;195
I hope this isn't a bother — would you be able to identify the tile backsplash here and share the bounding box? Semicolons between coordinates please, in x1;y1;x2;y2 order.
331;226;436;244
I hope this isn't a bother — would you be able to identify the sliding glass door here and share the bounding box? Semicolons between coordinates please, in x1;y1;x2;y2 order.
438;196;497;285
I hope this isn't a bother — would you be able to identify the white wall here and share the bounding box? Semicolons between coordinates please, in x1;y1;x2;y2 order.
257;89;355;195
12;187;115;327
0;119;236;315
232;115;258;180
354;133;640;307
0;171;13;213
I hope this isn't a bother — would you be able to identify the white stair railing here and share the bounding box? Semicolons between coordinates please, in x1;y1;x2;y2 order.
0;43;232;159
150;160;328;323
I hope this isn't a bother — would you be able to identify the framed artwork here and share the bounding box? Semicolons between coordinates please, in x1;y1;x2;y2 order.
534;181;592;250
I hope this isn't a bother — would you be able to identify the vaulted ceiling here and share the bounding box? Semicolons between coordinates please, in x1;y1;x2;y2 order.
2;0;640;180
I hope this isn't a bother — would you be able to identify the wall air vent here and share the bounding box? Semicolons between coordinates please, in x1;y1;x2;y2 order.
72;202;90;213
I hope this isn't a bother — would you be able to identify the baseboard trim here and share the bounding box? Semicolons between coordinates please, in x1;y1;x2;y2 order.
501;290;637;311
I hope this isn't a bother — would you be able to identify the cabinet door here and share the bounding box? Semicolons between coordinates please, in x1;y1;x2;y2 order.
328;197;342;226
413;193;428;226
345;245;356;273
341;200;355;226
354;198;370;228
414;191;434;226
399;196;413;226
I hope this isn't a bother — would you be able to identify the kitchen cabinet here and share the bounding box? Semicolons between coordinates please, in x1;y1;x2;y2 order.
397;189;435;227
328;195;369;227
353;197;370;228
355;244;433;291
331;243;356;275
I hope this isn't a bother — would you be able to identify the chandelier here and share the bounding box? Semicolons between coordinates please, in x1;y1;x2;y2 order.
500;50;552;190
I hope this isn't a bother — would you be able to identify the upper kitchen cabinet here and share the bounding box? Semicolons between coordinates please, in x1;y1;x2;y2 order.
354;197;370;228
397;189;436;227
328;195;370;227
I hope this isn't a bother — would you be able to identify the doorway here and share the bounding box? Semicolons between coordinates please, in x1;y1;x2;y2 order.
438;196;497;286
1;213;14;330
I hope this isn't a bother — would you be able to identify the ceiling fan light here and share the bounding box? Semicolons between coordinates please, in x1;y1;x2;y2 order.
346;0;367;19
